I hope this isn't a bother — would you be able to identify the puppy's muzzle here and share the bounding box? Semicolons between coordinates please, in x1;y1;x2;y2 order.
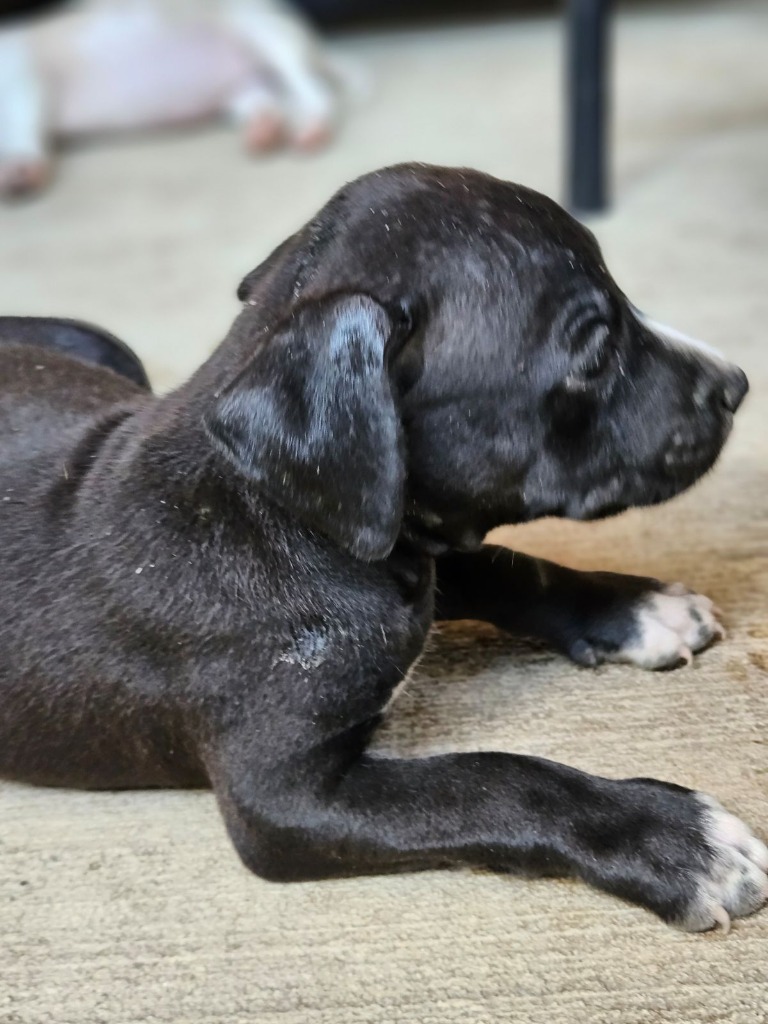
633;307;749;415
716;366;749;414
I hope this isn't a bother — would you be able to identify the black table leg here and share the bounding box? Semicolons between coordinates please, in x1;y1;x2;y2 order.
566;0;612;215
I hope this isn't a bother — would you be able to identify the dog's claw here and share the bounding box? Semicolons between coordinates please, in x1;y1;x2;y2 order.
569;639;600;667
712;904;731;933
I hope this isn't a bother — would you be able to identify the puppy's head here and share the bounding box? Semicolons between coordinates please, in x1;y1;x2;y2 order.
204;164;748;559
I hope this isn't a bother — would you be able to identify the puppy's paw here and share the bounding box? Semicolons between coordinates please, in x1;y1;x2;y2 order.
243;110;286;154
564;576;725;671
0;157;51;199
679;794;768;932
605;584;725;670
596;780;768;931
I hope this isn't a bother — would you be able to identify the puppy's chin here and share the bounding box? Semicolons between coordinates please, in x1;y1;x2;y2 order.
554;493;630;522
561;461;721;522
559;482;682;522
577;502;629;522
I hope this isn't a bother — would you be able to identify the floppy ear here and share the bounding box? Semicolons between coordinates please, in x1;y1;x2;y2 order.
204;295;405;561
236;233;304;306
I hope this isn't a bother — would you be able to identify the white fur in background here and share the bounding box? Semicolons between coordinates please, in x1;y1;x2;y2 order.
0;0;353;195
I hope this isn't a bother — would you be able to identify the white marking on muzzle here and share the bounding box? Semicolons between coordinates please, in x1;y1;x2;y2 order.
631;305;727;364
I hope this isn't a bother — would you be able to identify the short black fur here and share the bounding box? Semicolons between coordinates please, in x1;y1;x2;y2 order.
0;164;758;932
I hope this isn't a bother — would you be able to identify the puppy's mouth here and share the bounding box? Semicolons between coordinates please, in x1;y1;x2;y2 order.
563;432;730;522
561;489;630;521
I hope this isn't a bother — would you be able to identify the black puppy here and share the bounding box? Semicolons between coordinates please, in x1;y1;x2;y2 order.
1;164;765;932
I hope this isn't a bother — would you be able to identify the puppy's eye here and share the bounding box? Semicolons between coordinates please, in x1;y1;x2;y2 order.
388;302;416;360
566;325;612;389
581;327;610;377
395;303;414;339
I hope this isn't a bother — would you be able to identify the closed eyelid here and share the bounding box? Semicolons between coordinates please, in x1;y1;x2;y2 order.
554;284;613;341
567;323;615;386
569;316;611;356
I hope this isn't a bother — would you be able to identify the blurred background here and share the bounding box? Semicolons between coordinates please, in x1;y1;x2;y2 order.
0;0;765;393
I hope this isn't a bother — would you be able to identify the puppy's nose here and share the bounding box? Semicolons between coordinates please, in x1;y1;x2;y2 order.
721;367;749;413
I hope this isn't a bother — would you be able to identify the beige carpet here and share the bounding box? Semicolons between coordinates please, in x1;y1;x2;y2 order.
1;2;767;1021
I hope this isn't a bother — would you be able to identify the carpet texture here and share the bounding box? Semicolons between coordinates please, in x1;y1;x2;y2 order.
1;2;767;1022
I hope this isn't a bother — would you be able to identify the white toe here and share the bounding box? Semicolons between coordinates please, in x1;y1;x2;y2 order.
683;795;768;930
610;586;725;670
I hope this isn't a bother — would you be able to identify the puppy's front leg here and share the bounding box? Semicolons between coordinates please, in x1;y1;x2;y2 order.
209;727;767;931
0;30;50;198
435;546;725;670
